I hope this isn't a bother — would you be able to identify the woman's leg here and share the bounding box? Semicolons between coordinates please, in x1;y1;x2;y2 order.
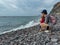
40;23;48;31
46;26;50;30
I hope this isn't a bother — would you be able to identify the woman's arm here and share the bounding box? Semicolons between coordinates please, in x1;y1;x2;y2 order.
45;15;50;24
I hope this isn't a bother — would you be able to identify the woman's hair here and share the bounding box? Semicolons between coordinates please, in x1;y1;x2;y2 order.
41;9;47;14
41;15;45;18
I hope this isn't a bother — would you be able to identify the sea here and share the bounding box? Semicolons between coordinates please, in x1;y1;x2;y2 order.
0;16;40;34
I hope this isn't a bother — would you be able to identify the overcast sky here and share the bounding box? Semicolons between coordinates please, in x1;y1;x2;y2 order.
0;0;60;16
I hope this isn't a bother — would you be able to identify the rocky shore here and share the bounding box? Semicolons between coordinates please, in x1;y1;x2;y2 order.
0;24;60;45
0;2;60;45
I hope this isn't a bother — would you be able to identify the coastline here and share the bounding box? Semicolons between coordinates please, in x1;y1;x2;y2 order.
0;24;41;45
0;24;60;45
0;24;40;36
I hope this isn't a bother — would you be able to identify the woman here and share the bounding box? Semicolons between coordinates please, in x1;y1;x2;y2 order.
40;10;49;31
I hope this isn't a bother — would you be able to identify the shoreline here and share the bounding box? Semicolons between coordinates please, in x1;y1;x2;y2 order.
0;24;40;35
0;24;60;45
0;24;40;37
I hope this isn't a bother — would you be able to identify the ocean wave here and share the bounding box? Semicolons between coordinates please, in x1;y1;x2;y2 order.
0;20;40;35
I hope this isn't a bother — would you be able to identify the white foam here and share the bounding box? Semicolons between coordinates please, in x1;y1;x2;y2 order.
0;20;40;35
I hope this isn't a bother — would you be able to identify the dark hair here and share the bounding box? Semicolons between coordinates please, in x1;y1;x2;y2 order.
41;9;47;14
41;15;45;18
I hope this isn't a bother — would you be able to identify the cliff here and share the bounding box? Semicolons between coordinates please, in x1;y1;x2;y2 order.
50;2;60;15
0;2;60;45
50;2;60;26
